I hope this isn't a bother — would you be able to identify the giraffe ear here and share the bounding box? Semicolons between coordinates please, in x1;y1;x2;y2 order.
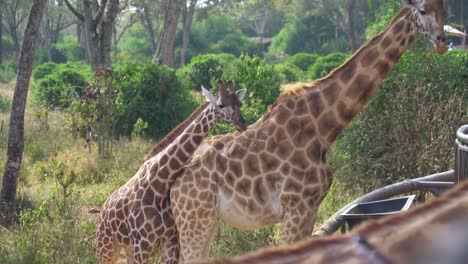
401;0;417;8
201;86;216;103
236;89;247;102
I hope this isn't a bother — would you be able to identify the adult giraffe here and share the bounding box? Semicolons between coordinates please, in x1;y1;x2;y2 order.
96;81;247;264
170;0;448;261
194;180;468;264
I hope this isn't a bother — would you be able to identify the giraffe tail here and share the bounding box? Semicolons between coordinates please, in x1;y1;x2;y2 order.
88;208;101;214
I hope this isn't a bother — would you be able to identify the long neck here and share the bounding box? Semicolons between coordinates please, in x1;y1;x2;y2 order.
144;102;210;160
266;8;417;148
147;104;217;198
314;8;417;144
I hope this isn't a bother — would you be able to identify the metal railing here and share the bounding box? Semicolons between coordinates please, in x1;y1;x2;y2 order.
455;124;468;183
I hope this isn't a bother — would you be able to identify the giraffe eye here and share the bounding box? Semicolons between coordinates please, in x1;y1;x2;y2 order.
419;9;427;15
218;103;225;109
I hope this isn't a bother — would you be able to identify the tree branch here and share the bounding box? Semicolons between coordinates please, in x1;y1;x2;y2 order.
64;0;84;21
94;0;108;23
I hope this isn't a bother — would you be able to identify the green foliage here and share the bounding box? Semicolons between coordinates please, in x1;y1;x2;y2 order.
365;2;400;39
32;62;58;80
118;24;153;62
32;63;91;108
180;53;236;91
192;13;237;45
274;63;304;83
270;15;346;55
55;36;86;62
221;54;281;107
210;32;260;57
210;224;278;258
338;50;468;191
0;63;17;83
132;118;149;138
286;53;320;71
70;68;122;159
308;52;349;80
0;96;10;112
113;61;198;138
0;194;96;263
39;46;67;64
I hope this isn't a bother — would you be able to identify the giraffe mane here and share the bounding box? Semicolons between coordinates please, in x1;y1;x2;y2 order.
144;102;210;161
269;7;412;111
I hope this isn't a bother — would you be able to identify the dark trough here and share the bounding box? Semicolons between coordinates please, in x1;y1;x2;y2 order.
340;195;415;231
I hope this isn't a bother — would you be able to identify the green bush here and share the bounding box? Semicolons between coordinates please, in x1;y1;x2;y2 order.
179;53;236;91
270;15;344;55
0;96;11;112
221;54;281;107
286;53;319;71
36;45;67;64
0;194;96;263
308;52;349;80
32;63;91;108
274;63;304;83
210;32;260;57
56;36;86;62
113;61;198;138
117;23;153;62
32;62;58;80
0;63;17;83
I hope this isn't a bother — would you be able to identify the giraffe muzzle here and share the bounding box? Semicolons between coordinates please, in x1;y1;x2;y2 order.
433;34;447;54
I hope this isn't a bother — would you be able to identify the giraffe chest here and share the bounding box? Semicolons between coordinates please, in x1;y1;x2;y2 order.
218;188;283;230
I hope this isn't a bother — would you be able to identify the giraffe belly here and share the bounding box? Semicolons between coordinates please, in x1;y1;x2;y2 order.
218;190;283;230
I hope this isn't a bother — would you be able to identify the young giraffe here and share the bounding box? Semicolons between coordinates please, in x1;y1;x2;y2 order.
169;0;447;261
194;180;468;264
96;80;247;264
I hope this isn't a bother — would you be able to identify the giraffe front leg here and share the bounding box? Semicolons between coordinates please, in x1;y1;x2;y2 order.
96;219;121;264
162;230;180;264
171;184;219;262
279;206;317;244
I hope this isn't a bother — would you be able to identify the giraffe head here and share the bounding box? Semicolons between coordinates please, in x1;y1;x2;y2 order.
201;80;247;131
403;0;447;54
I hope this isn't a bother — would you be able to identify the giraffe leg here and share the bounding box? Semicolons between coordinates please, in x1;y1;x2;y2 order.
172;189;219;262
162;231;180;264
97;220;120;264
279;206;317;243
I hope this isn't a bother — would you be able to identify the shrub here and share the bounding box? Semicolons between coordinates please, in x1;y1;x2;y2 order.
286;53;319;71
308;52;349;80
0;96;10;112
70;68;122;159
0;63;17;83
32;62;58;80
179;53;236;91
209;32;260;57
113;61;198;138
32;63;91;108
56;36;86;61
221;54;281;107
274;63;304;83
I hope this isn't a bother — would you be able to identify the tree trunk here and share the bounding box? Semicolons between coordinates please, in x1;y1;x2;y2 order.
180;0;196;67
140;6;157;52
44;17;53;62
82;0;100;70
0;11;3;64
154;0;182;67
0;0;48;227
65;0;118;71
345;0;357;51
100;0;119;67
